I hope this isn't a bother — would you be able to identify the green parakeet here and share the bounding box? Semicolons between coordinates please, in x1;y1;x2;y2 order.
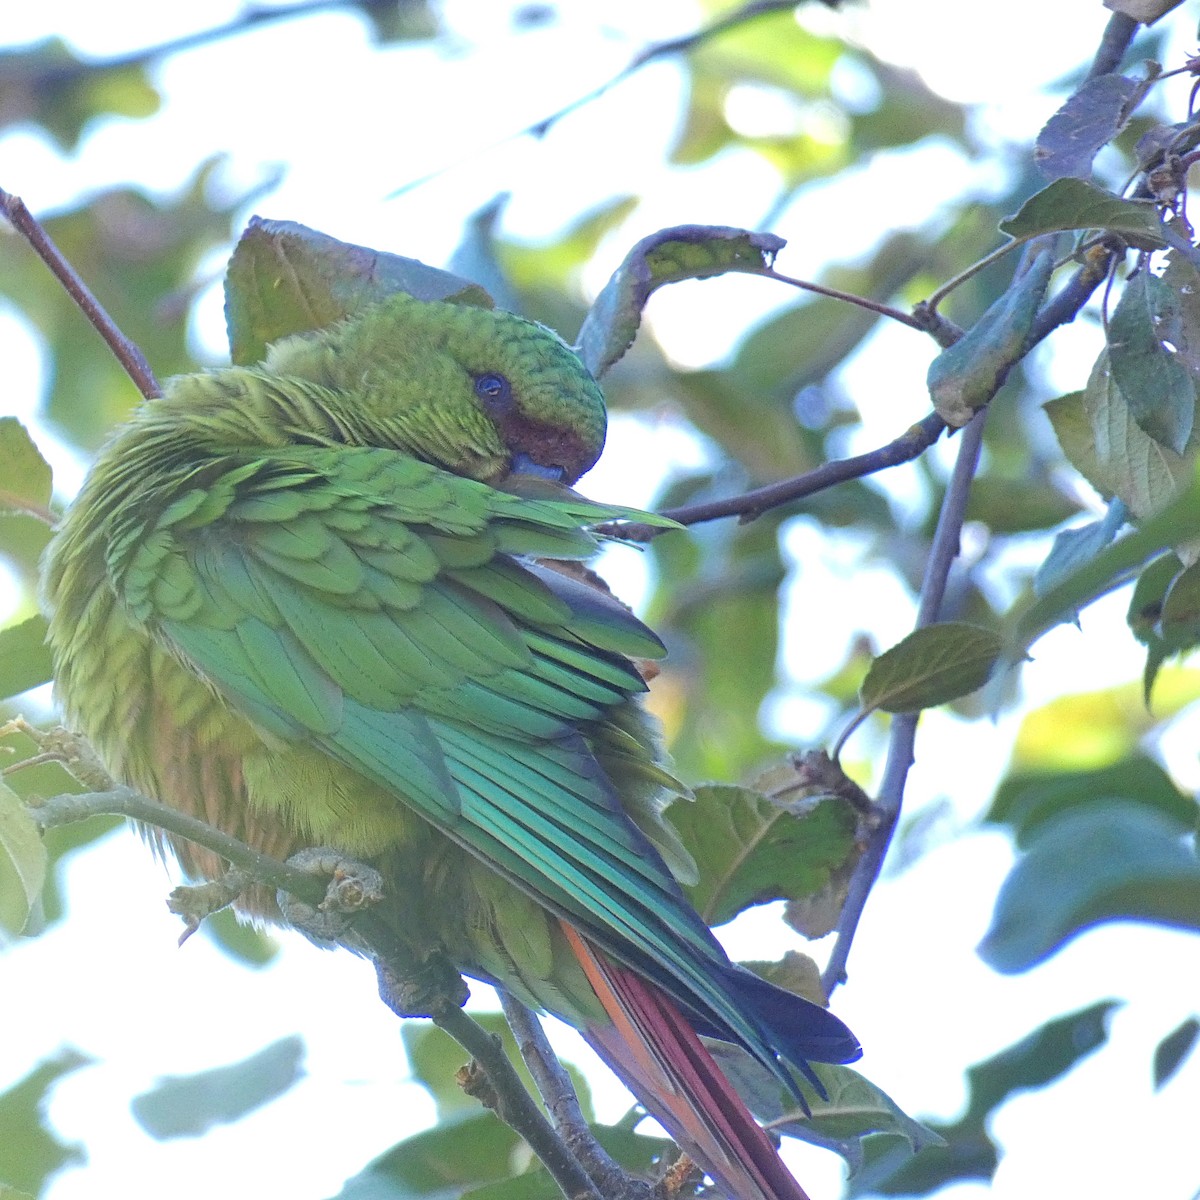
42;290;860;1200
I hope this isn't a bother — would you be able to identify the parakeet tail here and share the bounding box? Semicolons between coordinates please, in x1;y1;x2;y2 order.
561;922;814;1200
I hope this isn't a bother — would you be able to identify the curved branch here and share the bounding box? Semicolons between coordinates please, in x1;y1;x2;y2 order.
764;268;927;331
389;0;805;198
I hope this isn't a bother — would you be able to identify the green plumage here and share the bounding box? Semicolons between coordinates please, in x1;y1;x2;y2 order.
43;292;858;1136
43;292;686;1013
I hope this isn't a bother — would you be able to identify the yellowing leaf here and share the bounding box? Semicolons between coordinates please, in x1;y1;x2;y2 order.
1013;670;1200;768
0;419;52;520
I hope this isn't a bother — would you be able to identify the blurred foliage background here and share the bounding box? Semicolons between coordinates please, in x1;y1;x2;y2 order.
1;2;1199;1199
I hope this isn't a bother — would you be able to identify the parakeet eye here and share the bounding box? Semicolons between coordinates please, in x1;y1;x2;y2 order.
474;373;512;413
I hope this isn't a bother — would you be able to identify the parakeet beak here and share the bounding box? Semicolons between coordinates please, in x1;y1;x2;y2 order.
509;452;566;482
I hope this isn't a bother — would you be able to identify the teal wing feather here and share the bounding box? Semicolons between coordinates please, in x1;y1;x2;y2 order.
115;445;790;1073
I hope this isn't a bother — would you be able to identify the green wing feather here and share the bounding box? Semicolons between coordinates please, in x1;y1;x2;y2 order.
116;444;786;1070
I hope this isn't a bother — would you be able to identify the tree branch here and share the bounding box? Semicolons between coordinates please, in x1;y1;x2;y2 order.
822;405;988;995
1086;11;1139;81
765;267;928;331
606;412;948;541
0;186;161;399
389;0;806;198
500;993;654;1200
27;782;610;1200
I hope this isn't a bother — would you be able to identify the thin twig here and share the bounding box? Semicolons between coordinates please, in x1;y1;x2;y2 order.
0;187;161;399
764;268;926;331
822;406;988;996
923;238;1025;315
500;992;653;1200
389;0;801;198
608;412;948;541
8;1;372;82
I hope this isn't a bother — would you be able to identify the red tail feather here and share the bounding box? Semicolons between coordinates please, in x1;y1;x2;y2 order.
560;921;813;1200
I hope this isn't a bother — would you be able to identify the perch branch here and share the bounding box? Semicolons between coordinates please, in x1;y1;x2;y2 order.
500;992;653;1199
0;186;161;399
764;268;927;331
607;412;948;541
27;784;607;1200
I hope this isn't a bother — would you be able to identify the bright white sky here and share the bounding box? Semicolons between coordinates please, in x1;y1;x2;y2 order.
2;3;1200;1200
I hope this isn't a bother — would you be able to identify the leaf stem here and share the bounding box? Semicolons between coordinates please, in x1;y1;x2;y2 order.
923;238;1025;314
764;268;926;331
0;186;161;400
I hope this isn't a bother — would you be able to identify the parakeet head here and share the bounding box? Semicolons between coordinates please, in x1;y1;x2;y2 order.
264;291;608;485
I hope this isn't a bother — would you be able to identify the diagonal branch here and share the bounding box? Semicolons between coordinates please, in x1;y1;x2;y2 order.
389;0;806;198
0;186;161;399
500;992;654;1200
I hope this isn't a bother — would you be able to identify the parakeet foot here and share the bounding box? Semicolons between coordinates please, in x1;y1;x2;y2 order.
168;870;251;944
376;953;469;1019
278;848;385;945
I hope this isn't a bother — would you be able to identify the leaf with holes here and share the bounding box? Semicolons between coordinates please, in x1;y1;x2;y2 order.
1108;270;1196;452
665;783;859;928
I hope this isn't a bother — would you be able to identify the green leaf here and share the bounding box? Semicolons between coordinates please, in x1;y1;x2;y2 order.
0;615;53;702
1108;270;1196;452
0;778;47;936
1127;552;1200;697
1104;0;1185;22
0;1049;90;1195
1044;389;1110;492
986;753;1197;846
576;225;786;378
978;802;1200;973
1033;499;1128;605
999;178;1168;247
0;419;52;519
927;249;1054;426
0;38;160;151
1159;555;1200;641
224;218;492;365
131;1036;305;1139
1011;672;1200;769
665;783;859;927
849;1003;1115;1195
1153;1016;1199;1089
704;1052;942;1175
861;623;1001;714
1035;74;1145;180
1005;472;1200;659
334;1112;521;1199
